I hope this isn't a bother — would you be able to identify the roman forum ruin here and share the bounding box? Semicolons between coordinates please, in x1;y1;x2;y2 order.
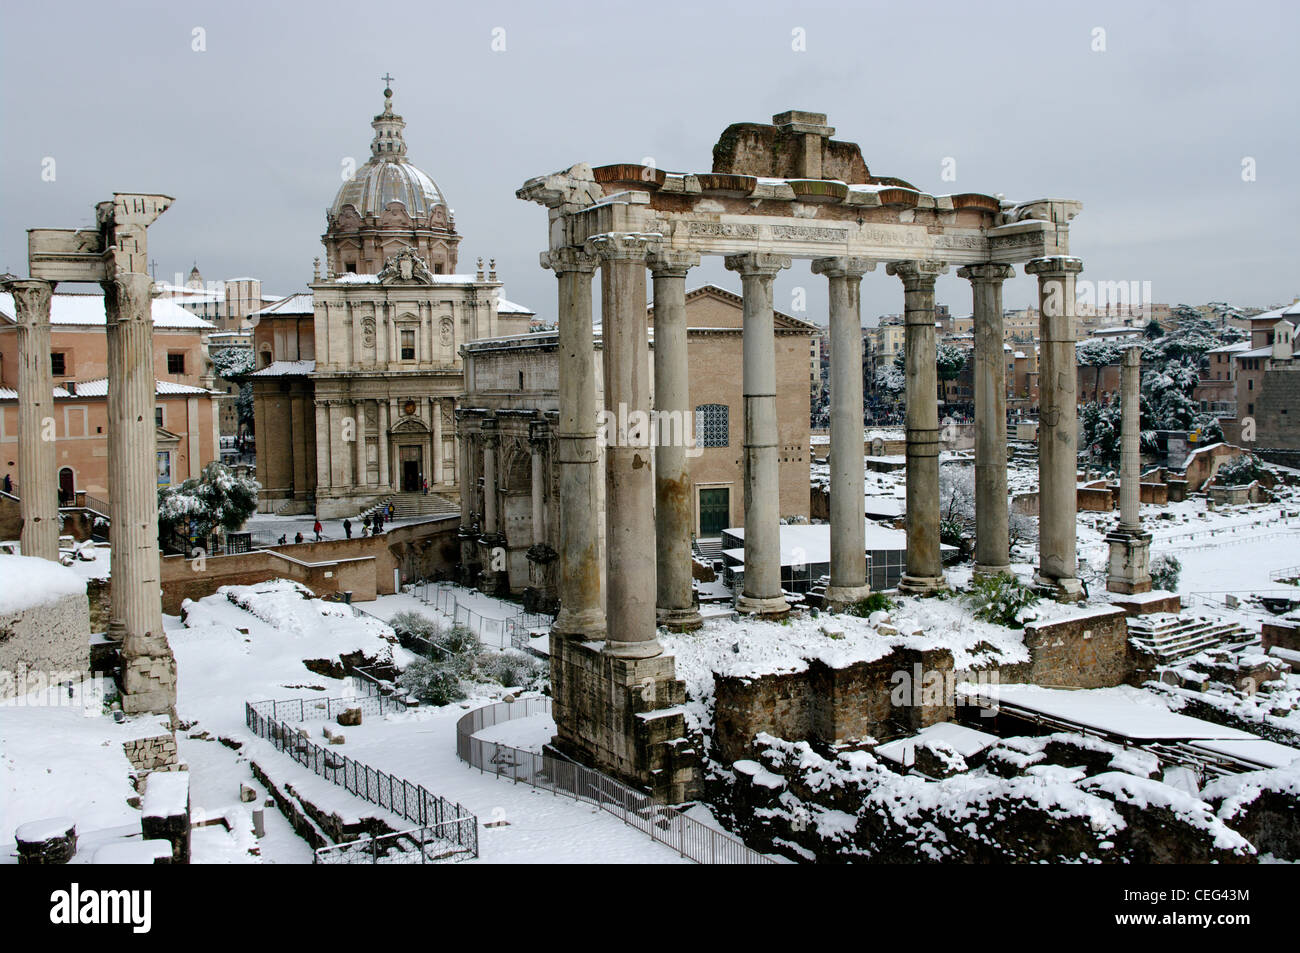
519;111;1085;795
3;194;178;715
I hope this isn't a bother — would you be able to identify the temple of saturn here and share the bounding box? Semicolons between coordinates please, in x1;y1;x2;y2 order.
3;194;178;715
518;111;1086;798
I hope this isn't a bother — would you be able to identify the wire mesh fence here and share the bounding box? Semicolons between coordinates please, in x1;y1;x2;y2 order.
455;697;775;865
245;697;478;862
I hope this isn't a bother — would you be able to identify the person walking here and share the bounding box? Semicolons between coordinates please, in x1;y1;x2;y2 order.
386;502;394;521
313;519;323;542
422;477;428;496
343;518;352;539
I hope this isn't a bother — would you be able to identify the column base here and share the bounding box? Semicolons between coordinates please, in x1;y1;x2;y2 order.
735;594;790;618
1105;530;1152;595
898;574;947;596
1035;573;1085;603
824;584;873;611
602;638;664;660
972;563;1012;579
552;606;606;640
656;606;703;632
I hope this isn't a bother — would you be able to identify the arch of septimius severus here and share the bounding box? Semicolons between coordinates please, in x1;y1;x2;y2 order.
519;111;1083;799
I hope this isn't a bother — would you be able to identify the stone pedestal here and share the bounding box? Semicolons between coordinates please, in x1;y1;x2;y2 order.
1106;530;1153;594
888;260;948;595
1027;257;1084;602
725;253;792;617
548;633;701;803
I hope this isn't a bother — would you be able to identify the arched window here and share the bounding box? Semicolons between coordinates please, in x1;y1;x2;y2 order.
695;403;729;448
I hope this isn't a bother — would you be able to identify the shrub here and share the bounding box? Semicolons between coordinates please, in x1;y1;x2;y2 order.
965;573;1040;629
476;650;545;690
1150;554;1181;591
396;658;465;706
842;592;896;617
1215;454;1266;487
388;610;443;644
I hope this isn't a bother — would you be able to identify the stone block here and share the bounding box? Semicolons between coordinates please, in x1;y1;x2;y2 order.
337;707;362;727
15;817;77;864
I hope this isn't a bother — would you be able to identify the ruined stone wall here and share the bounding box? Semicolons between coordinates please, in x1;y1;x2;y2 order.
123;734;181;774
712;646;955;764
0;590;89;699
1000;606;1130;689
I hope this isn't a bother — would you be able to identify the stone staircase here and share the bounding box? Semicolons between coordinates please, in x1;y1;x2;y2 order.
1126;612;1246;662
358;492;458;522
693;537;724;564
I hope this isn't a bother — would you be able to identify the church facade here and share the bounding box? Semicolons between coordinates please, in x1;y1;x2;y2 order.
252;86;533;517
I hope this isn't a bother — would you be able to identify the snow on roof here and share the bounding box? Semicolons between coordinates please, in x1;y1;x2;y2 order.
252;293;314;317
497;296;534;315
0;378;216;400
331;272;481;285
722;521;954;566
1235;345;1273;358
0;554;86;614
251;360;315;377
0;292;215;329
1207;341;1250;354
1186;738;1300;771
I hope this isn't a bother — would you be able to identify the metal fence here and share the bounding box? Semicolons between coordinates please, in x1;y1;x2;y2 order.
412;581;552;651
245;697;478;861
313;821;478;865
455;697;775;865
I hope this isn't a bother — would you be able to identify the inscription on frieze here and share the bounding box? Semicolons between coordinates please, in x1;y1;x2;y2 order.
687;222;760;239
769;224;849;242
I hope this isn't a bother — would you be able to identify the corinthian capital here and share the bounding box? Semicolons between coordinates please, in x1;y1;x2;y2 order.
956;263;1015;284
886;259;948;289
541;246;598;275
723;253;792;278
2;279;55;327
646;246;700;277
811;256;876;279
585;232;658;262
101;272;155;325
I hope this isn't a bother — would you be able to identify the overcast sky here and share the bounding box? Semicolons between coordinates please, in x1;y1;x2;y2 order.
2;0;1296;326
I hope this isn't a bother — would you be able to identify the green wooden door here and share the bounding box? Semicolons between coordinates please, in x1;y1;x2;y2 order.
698;487;730;537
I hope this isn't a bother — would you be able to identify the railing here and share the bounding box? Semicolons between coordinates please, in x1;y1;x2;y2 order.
245;696;478;861
456;697;775;865
313;821;477;865
411;581;553;651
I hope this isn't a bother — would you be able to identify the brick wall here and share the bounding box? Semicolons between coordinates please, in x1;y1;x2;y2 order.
1001;606;1130;688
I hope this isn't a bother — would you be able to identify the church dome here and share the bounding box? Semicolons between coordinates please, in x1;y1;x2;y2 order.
322;83;461;276
328;86;449;223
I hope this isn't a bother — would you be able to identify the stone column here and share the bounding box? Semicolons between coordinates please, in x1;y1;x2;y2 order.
3;280;59;561
377;400;390;488
886;260;948;594
648;247;703;631
353;400;367;489
542;248;604;639
432;398;443;486
103;271;175;713
590;233;660;657
813;257;875;608
724;252;792;617
314;401;331;492
1026;257;1085;601
530;435;546;546
959;263;1015;577
1107;345;1152;593
481;419;499;537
